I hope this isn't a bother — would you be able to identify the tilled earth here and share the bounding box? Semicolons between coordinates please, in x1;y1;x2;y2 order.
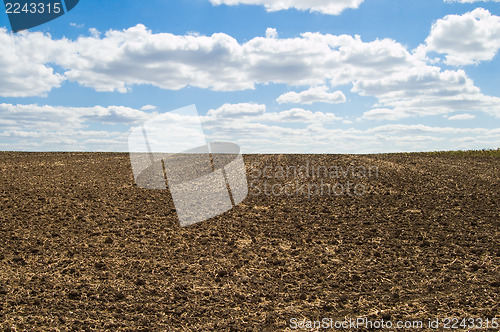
0;152;498;331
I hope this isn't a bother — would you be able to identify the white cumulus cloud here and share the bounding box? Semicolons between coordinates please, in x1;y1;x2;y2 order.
1;23;499;122
425;8;500;65
17;25;414;93
354;65;500;120
448;113;476;120
204;103;342;123
207;103;266;118
0;103;155;131
277;86;346;104
265;28;278;39
1;102;499;153
0;28;66;97
0;103;155;151
208;0;365;15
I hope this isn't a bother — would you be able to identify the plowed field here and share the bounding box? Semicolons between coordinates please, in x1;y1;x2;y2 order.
0;152;498;331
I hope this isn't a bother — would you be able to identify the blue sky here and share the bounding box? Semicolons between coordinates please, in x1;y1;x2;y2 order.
0;0;499;153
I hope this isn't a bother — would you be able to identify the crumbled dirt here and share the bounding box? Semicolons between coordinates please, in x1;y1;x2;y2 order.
0;152;498;331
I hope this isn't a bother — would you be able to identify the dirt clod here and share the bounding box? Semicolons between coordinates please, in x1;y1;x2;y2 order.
67;291;81;300
135;279;146;286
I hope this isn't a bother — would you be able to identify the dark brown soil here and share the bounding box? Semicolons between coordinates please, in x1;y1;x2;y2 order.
0;152;498;331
